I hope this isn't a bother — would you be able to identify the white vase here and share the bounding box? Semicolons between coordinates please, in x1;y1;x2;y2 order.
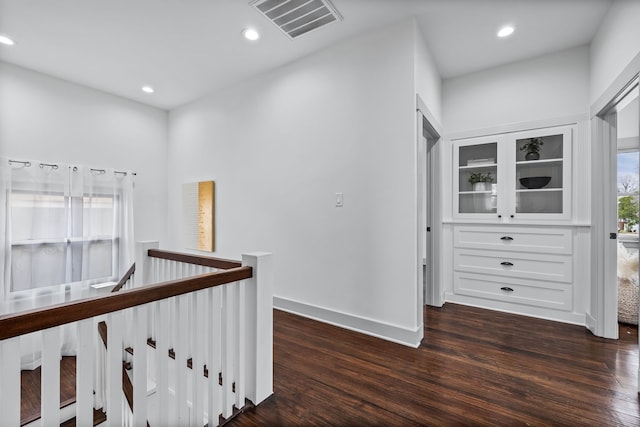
473;182;490;192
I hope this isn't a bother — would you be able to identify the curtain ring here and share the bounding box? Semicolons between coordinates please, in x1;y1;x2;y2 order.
39;163;59;170
8;160;31;168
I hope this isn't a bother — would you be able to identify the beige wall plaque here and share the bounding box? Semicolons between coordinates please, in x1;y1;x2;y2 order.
182;180;215;251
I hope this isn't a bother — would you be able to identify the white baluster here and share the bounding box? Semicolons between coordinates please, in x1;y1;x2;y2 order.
76;319;95;426
236;279;246;408
42;327;61;426
106;312;124;426
150;257;158;284
148;257;157;339
208;287;222;426
175;294;189;425
155;299;170;424
0;337;21;427
191;291;205;426
221;284;234;418
230;283;239;409
94;317;106;410
163;259;169;282
133;305;148;427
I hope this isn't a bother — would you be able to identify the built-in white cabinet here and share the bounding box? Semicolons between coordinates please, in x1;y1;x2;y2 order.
445;122;587;326
452;225;575;314
453;125;573;221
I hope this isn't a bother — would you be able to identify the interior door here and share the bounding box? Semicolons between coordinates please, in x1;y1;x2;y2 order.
418;110;441;307
424;134;435;303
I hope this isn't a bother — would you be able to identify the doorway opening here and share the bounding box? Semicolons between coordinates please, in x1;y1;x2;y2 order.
416;99;442;313
593;76;639;340
422;127;438;306
616;87;639;326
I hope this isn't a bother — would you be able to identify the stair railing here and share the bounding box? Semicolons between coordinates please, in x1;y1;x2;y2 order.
0;241;273;427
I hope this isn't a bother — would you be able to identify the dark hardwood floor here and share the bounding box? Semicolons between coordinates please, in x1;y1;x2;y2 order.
230;304;640;426
19;304;640;426
20;356;77;426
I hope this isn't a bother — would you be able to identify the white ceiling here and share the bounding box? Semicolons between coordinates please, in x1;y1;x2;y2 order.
0;0;613;110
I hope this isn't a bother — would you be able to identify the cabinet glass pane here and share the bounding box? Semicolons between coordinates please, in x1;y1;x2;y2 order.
515;133;563;214
516;191;562;214
459;191;498;214
458;142;498;214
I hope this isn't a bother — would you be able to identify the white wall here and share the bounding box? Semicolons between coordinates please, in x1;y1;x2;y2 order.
414;21;442;126
0;61;168;243
168;21;427;345
590;0;640;105
443;46;590;133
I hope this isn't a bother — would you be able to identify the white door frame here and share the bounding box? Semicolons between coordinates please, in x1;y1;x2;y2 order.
590;72;639;340
591;108;620;339
416;96;443;318
416;109;425;330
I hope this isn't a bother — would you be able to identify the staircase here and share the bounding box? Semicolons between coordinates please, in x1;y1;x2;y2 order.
20;357;106;427
1;242;273;427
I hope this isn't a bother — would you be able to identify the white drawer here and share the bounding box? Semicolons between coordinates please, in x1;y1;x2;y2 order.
454;272;572;311
454;249;572;283
454;226;572;254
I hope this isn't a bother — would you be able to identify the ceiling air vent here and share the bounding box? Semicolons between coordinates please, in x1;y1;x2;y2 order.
250;0;343;39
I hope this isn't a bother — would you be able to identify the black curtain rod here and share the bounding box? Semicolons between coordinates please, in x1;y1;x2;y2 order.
9;159;136;176
8;160;31;167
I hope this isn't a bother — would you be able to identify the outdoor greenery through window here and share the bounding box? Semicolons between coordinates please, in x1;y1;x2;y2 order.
618;151;639;233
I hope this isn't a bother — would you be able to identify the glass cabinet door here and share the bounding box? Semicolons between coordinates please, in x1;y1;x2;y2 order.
514;132;565;215
457;142;498;214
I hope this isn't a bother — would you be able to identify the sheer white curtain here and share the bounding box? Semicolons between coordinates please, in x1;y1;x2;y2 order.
0;158;135;367
69;166;135;288
0;159;10;310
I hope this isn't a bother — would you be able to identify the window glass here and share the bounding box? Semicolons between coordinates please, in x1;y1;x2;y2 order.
10;192;117;291
10;193;67;241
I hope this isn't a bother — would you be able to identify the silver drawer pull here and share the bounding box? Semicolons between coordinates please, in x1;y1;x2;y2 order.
500;236;513;241
500;261;513;266
500;287;514;292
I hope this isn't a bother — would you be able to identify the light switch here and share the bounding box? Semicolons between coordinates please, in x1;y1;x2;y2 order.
335;193;343;207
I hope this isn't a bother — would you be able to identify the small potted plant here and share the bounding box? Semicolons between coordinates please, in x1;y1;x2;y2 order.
468;172;494;191
520;137;544;160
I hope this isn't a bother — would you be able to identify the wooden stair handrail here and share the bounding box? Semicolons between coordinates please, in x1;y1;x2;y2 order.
148;249;242;270
0;266;252;341
111;263;136;293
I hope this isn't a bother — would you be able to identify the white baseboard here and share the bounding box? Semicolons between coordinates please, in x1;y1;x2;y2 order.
585;313;597;335
273;296;423;348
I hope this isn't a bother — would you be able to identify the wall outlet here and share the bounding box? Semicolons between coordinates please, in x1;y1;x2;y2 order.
336;193;343;207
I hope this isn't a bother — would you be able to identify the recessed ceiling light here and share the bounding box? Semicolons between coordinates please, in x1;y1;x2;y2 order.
243;28;260;41
0;35;15;46
141;86;154;94
497;26;515;38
